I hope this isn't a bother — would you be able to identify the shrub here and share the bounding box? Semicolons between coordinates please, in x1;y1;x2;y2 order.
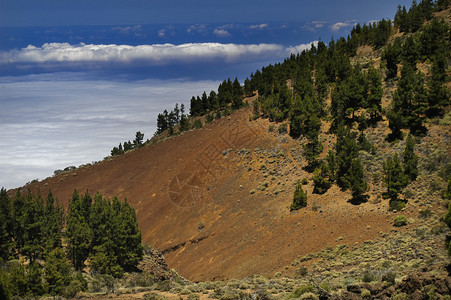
205;114;215;124
393;215;408;227
193;119;203;129
361;288;371;298
299;292;319;300
361;270;377;283
278;123;288;134
292;285;314;297
268;124;275;132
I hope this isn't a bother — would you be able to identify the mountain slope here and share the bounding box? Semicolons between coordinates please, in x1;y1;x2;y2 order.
19;102;438;282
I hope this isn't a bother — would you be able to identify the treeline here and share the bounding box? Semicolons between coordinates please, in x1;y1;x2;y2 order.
0;188;142;298
153;77;245;138
111;131;145;156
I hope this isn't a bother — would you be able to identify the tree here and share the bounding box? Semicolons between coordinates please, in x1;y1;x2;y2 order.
66;190;92;270
179;114;190;132
427;54;449;117
348;158;368;203
387;109;404;141
383;154;408;201
365;67;383;122
402;134;418;181
335;126;360;191
0;188;13;261
44;247;72;294
156;113;168;134
290;181;308;211
312;164;332;194
43;191;64;254
21;191;44;264
383;38;402;79
116;199;143;272
12;190;26;254
134;131;144;147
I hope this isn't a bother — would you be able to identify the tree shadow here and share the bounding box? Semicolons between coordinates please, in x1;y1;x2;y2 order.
348;194;369;205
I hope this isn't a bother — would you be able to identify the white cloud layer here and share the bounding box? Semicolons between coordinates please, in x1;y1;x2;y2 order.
0;74;220;189
0;41;317;67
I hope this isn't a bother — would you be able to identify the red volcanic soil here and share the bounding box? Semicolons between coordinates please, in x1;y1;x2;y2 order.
20;105;396;282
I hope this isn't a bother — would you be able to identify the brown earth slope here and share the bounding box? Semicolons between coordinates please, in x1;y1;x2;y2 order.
18;104;417;282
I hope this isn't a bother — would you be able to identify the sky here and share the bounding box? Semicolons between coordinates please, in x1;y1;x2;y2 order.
0;0;412;189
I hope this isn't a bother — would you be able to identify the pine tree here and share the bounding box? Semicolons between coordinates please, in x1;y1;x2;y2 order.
335;126;360;190
179;114;190;132
0;188;13;261
66;190;92;270
44;247;72;294
12;190;26;254
21;191;44;264
312;164;332;194
427;54;449;117
290;181;308;211
387;109;404;141
43;191;64;254
365;67;383;122
383;38;402;79
349;158;368;203
402;134;419;181
134;131;144;148
156;113;168;134
383;154;408;201
116;199;143;272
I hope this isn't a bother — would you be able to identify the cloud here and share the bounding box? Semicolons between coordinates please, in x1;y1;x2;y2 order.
287;41;318;55
158;29;166;37
249;24;268;30
213;29;231;38
0;41;317;68
186;24;207;34
330;21;357;31
0;74;220;189
112;25;143;34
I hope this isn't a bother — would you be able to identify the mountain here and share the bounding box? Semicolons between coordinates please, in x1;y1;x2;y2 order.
3;1;451;299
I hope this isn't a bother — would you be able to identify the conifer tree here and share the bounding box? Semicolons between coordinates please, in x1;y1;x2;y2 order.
402;134;419;181
0;188;13;261
44;247;72;294
22;191;44;264
312;164;332;194
349;158;369;203
12;190;26;254
116;199;143;272
365;67;383;122
383;154;408;201
387;109;404;141
43;191;64;254
66;190;92;270
290;181;308;211
427;54;449;117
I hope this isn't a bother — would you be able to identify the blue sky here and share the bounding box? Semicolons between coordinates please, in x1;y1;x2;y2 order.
0;0;412;189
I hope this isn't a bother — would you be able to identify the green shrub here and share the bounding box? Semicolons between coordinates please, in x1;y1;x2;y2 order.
278;123;288;134
361;270;377;283
361;288;371;298
393;215;408;227
193;119;203;129
292;285;314;297
268;124;275;132
206;114;215;124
